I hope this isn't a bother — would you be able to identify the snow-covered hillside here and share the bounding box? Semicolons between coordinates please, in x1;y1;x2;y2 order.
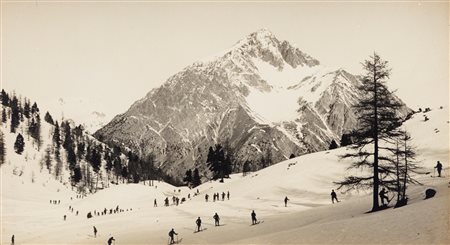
2;105;448;244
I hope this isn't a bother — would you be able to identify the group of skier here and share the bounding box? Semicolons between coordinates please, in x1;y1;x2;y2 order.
205;191;230;202
166;210;257;244
50;200;61;204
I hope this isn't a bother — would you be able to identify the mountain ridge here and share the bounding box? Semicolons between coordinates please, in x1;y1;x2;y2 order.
95;29;410;181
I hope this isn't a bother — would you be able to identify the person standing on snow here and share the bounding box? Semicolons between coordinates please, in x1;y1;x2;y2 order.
251;210;257;225
379;188;389;206
168;228;178;244
331;190;339;204
435;161;443;177
195;217;202;232
93;226;97;238
284;196;289;207
213;213;220;226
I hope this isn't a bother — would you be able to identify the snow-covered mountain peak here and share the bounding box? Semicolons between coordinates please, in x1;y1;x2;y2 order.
96;29;410;182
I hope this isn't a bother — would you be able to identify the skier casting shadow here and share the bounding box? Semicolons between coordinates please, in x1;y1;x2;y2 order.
251;210;258;225
331;189;339;203
195;217;202;232
435;161;443;177
168;228;178;244
213;213;220;226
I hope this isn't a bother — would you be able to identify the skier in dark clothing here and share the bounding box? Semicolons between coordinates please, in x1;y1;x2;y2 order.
154;199;157;207
168;228;178;244
205;194;209;202
107;236;115;245
227;191;230;200
11;235;14;244
93;226;97;237
213;213;220;226
251;210;257;225
64;215;66;221
284;196;289;207
196;217;202;232
165;197;169;207
331;189;339;203
379;188;389;206
435;161;443;177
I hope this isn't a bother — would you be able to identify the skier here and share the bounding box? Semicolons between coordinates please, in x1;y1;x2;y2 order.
168;228;178;244
284;196;289;207
154;198;157;207
222;192;225;201
251;210;257;225
93;226;97;238
107;236;115;245
11;235;14;245
195;217;202;232
63;215;66;221
213;213;220;226
165;197;169;207
205;194;209;202
331;189;339;203
227;191;230;200
435;161;443;177
379;188;389;206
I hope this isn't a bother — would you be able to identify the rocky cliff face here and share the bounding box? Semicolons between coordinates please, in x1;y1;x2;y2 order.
94;29;409;181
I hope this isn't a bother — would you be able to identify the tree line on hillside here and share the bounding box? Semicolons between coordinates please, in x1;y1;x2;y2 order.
0;89;173;194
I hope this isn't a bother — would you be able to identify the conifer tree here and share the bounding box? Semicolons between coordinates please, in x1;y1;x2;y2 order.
44;111;54;125
192;168;201;187
67;145;77;171
183;169;193;186
45;147;53;174
1;89;9;106
340;133;353;147
23;100;31;119
14;133;25;155
0;131;5;165
2;107;6;123
72;166;82;183
329;140;338;150
335;53;404;212
207;144;232;182
53;121;61;148
10;96;20;133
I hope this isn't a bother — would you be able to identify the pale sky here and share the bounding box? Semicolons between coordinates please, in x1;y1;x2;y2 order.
2;1;448;124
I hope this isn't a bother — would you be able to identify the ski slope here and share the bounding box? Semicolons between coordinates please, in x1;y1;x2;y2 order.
1;106;449;244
